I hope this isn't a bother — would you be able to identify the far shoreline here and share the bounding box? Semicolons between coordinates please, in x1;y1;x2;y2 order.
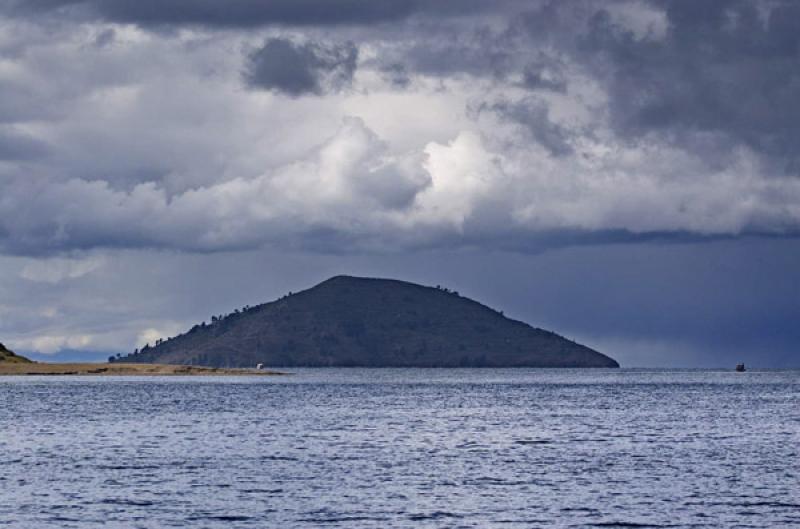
0;362;285;376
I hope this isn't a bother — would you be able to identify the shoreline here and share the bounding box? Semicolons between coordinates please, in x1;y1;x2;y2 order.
0;362;285;376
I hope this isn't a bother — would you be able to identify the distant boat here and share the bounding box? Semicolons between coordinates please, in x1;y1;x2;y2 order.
735;363;746;372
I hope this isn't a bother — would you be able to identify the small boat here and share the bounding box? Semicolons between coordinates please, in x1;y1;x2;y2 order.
735;363;746;372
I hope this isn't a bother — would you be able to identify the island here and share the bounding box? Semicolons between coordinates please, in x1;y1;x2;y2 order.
121;275;619;368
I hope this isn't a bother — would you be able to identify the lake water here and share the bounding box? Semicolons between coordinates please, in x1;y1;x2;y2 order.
1;369;798;528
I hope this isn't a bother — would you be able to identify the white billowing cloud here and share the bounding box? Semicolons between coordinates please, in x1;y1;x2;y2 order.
268;116;430;216
14;334;93;355
410;131;504;229
509;141;800;236
161;116;433;249
136;323;184;349
2;316;196;358
3;115;800;256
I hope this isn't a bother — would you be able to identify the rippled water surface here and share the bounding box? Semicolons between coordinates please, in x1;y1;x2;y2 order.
1;369;798;528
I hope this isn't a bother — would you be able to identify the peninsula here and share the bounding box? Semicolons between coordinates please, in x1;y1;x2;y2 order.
0;342;281;376
0;342;32;364
121;275;619;368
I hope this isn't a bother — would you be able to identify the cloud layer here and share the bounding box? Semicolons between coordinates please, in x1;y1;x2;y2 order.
4;0;504;27
1;1;799;365
1;0;799;257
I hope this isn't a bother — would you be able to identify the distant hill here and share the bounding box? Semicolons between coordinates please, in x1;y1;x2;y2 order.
0;343;32;363
121;276;619;368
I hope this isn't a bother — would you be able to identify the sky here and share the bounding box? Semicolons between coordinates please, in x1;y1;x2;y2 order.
0;0;798;367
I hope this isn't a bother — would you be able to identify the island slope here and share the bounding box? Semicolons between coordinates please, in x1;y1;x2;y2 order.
122;276;619;368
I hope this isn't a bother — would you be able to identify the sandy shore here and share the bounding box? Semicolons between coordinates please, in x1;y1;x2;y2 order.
0;362;284;376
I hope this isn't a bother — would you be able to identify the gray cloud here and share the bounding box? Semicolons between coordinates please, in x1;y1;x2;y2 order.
0;127;49;160
485;98;574;156
2;118;798;258
518;0;800;170
521;56;567;92
0;83;60;124
1;0;799;257
243;38;357;96
367;22;519;84
379;62;411;88
3;0;513;27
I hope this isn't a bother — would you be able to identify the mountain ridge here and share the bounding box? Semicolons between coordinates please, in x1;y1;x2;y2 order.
121;275;619;368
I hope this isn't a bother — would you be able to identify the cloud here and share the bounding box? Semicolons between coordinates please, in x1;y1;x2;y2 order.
520;56;568;92
20;255;106;283
14;333;93;354
517;0;800;169
136;324;183;349
485;98;574;156
3;0;501;27
0;118;430;254
243;38;358;96
0;127;49;160
3;115;800;258
366;23;519;85
1;0;800;259
379;62;411;88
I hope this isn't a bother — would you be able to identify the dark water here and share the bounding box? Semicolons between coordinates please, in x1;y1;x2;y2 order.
1;369;798;528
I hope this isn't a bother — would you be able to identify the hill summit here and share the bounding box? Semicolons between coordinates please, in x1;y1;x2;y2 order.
0;342;32;363
122;276;619;368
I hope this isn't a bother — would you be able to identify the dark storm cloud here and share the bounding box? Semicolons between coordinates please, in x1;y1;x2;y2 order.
3;0;510;27
484;98;574;156
365;20;521;85
401;37;513;79
451;238;800;368
518;0;800;170
380;63;411;89
243;38;357;96
521;59;567;93
10;0;800;172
